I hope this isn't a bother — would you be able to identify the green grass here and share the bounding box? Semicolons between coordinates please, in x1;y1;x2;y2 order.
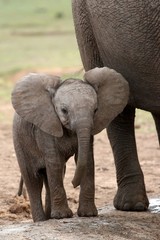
0;1;80;70
0;77;12;102
0;33;80;77
0;0;72;29
0;0;82;102
135;109;155;134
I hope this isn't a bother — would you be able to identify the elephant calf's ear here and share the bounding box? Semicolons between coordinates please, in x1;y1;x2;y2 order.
11;73;63;137
84;67;129;135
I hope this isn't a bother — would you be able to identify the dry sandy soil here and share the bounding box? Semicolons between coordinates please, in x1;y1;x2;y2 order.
0;77;160;239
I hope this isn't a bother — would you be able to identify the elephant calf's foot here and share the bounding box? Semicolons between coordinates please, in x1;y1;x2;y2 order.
77;202;98;217
114;183;149;211
51;206;73;219
32;212;46;222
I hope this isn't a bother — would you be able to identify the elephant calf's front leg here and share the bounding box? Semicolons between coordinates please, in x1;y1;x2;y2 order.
78;182;98;217
77;142;98;217
47;161;73;219
51;185;73;219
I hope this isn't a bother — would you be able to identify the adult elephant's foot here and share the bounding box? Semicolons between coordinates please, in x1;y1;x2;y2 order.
113;183;149;211
51;206;73;219
77;202;98;217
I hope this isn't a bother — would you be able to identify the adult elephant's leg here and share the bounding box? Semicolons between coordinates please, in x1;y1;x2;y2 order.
77;136;98;217
152;113;160;145
107;106;149;211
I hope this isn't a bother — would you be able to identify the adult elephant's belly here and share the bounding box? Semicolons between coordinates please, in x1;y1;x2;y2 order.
126;75;160;113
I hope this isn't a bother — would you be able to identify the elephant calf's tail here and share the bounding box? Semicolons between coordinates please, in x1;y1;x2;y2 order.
17;175;27;200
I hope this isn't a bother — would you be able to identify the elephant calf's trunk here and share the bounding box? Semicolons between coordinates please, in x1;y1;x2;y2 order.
72;162;86;188
72;128;91;188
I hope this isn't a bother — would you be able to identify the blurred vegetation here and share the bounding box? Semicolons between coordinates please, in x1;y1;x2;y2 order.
0;0;155;134
135;110;155;134
0;0;82;102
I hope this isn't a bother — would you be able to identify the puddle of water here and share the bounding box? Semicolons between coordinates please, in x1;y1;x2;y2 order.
99;199;160;214
149;198;160;213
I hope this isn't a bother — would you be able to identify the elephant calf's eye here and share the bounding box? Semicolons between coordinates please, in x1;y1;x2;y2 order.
61;107;68;115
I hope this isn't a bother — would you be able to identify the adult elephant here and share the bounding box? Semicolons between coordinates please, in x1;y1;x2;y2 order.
72;0;160;211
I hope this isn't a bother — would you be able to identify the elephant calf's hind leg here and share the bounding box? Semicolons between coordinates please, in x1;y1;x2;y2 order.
25;175;46;222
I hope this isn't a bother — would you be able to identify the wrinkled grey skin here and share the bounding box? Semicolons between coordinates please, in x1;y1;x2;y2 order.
72;0;160;211
12;67;129;222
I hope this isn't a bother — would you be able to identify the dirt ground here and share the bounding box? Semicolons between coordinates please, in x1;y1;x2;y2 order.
0;78;160;239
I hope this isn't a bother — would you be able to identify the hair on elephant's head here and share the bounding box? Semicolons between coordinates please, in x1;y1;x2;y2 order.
12;67;129;188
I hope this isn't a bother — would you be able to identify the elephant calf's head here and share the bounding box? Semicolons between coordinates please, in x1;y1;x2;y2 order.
53;79;98;132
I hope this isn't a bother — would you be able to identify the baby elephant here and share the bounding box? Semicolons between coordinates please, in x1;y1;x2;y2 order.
12;67;129;222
